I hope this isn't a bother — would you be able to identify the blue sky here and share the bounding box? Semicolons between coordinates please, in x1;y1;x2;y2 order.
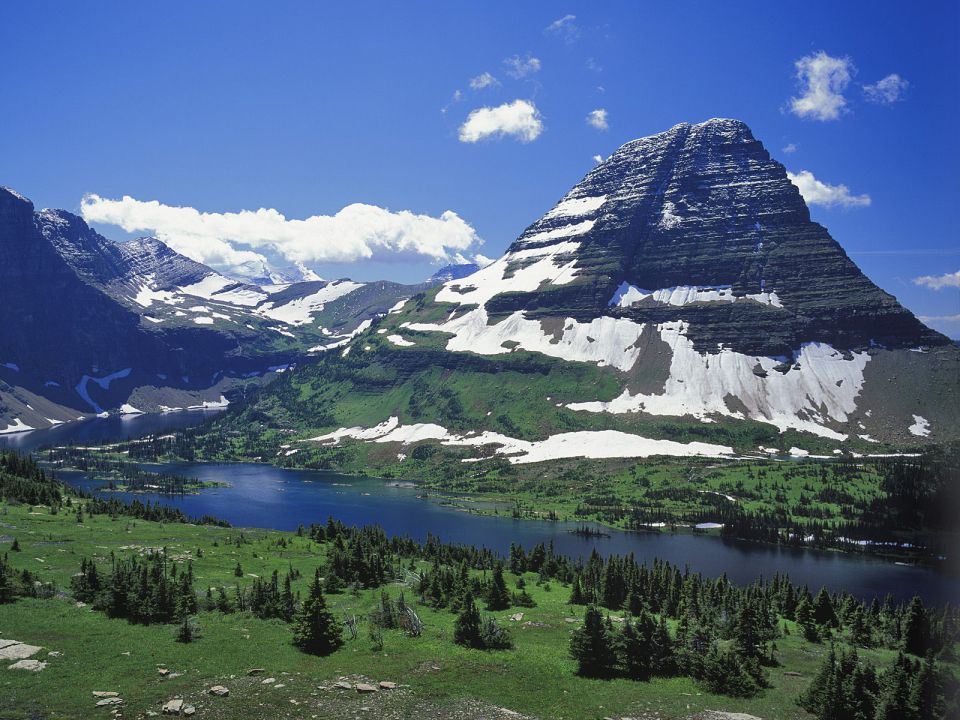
2;1;958;335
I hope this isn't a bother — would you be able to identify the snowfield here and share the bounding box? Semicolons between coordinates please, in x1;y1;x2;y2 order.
304;416;734;462
408;309;648;372
567;322;869;440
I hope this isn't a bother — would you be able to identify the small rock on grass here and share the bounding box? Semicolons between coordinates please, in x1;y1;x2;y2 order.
378;681;396;690
333;681;352;690
208;685;229;697
162;698;184;715
247;667;265;675
95;697;123;707
93;692;119;697
355;683;378;693
8;659;46;671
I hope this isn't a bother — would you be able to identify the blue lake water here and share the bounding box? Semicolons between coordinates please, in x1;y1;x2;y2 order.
5;413;959;604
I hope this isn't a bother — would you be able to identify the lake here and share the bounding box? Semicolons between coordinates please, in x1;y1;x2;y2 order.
6;413;959;604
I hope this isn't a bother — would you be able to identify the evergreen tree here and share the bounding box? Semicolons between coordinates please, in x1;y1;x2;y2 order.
909;651;944;720
292;570;343;656
902;596;929;657
619;610;655;680
0;553;13;604
876;652;915;720
569;606;616;677
453;591;482;648
486;561;511;611
10;538;20;552
568;573;588;605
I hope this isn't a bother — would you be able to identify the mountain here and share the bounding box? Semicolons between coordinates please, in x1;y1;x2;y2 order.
0;188;428;432
214;119;958;468
429;262;481;283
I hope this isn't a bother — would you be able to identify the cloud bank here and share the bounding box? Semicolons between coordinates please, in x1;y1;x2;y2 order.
81;194;483;276
458;99;543;143
789;51;853;121
787;170;871;208
913;270;960;290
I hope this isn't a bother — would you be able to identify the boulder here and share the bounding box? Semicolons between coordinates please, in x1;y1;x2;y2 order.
355;683;379;693
378;681;397;690
0;641;42;660
162;698;184;715
209;685;229;697
8;659;46;671
333;681;352;690
96;697;123;707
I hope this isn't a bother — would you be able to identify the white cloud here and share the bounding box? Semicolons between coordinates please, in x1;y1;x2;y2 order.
863;73;909;104
786;170;871;208
473;253;494;268
469;72;499;90
789;51;854;121
458;99;543;143
782;143;798;154
586;109;609;131
80;194;482;276
503;54;541;79
913;270;960;290
592;155;605;164
544;14;579;42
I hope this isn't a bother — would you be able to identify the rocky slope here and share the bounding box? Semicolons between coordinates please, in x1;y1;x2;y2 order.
224;119;957;464
0;188;428;432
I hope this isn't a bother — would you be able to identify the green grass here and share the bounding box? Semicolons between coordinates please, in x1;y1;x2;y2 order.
0;500;946;720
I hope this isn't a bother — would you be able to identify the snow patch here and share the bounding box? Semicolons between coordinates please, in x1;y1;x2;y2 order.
0;418;34;434
543;195;607;219
119;404;144;415
610;282;782;309
908;415;931;437
568;322;869;440
407;309;647;372
258;280;364;325
75;368;132;414
386;334;415;347
304;416;734;462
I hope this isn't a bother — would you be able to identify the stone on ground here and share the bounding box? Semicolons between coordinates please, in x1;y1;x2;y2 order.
162;698;184;715
355;683;379;693
8;659;46;671
209;685;229;696
378;681;397;690
0;641;43;660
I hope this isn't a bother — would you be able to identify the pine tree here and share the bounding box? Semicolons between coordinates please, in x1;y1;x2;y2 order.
453;591;482;648
876;652;915;720
292;569;343;656
486;561;511;611
234;562;243;577
909;651;944;720
568;573;587;605
569;606;616;677
10;538;20;552
902;596;929;657
0;553;13;604
620;610;655;680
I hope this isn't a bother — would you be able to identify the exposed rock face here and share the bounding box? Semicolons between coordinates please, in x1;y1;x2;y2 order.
470;119;940;356
401;119;959;443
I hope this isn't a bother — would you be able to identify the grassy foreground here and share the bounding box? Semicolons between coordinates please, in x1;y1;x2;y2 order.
1;499;952;720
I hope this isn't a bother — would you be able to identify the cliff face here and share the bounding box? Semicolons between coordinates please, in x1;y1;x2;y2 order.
479;119;941;356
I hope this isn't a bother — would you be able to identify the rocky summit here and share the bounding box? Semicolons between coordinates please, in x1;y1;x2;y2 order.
348;119;958;446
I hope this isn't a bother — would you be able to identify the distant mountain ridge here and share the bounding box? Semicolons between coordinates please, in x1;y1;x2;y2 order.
0;187;433;432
